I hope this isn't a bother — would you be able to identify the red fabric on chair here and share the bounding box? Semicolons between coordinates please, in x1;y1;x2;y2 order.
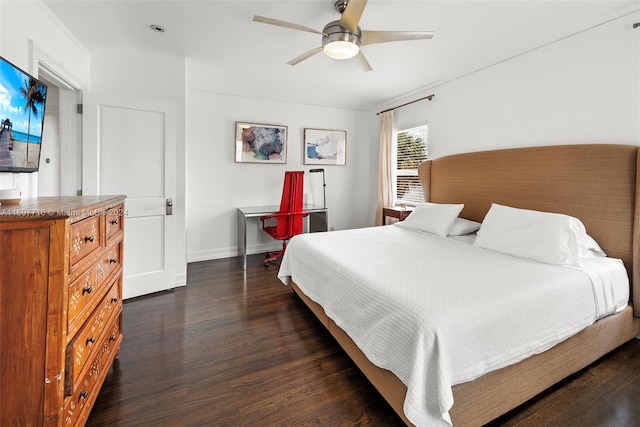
260;171;309;265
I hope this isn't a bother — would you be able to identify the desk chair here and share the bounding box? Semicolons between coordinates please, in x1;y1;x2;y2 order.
260;171;309;266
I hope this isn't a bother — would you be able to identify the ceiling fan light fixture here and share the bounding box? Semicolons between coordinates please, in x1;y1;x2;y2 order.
253;1;434;70
322;20;361;60
323;41;359;59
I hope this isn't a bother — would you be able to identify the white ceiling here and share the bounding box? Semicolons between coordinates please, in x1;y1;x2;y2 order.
42;0;640;111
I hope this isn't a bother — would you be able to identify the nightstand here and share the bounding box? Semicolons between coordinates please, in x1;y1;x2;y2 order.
382;206;414;225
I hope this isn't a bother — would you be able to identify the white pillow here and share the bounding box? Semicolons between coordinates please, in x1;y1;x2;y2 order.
473;203;590;266
448;218;481;236
582;234;606;258
395;202;464;237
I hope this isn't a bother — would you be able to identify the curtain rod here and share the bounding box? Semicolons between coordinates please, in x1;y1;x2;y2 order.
377;93;434;115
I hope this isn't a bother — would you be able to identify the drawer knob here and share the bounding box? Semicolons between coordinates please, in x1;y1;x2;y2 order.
84;235;95;243
110;297;119;304
109;258;117;264
86;336;96;345
109;335;117;342
82;286;93;295
79;391;89;400
110;219;119;225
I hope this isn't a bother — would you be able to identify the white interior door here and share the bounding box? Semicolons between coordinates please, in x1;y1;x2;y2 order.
83;93;176;299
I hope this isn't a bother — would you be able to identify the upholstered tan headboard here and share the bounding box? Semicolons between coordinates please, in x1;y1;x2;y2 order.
418;144;640;316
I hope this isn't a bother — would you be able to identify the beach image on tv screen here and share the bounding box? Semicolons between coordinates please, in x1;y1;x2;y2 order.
0;57;47;171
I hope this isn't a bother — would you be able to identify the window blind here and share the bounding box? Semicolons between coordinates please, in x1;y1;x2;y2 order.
395;125;428;205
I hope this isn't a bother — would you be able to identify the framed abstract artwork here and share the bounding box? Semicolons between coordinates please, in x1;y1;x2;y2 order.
235;122;287;163
303;128;346;166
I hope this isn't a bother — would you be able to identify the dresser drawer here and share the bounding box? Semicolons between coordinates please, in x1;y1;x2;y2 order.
68;242;122;337
66;280;122;395
106;204;124;242
63;321;122;426
70;215;100;266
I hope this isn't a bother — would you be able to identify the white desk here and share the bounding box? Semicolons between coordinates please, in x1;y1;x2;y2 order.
237;204;328;270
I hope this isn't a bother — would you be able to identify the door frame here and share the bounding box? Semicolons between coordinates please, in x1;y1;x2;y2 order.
29;39;84;197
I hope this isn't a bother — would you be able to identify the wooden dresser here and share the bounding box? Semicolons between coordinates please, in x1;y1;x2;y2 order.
0;196;126;426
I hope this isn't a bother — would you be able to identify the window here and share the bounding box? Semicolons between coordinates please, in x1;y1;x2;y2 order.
393;124;428;205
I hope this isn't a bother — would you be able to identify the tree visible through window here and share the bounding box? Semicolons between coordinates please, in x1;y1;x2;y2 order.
394;125;427;204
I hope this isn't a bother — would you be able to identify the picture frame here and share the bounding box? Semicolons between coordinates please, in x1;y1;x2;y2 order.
303;128;347;166
235;122;287;163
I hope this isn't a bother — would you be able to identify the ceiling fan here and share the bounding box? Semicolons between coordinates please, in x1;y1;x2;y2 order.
253;0;434;72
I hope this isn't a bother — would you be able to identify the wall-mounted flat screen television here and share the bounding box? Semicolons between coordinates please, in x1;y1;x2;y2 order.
0;56;48;173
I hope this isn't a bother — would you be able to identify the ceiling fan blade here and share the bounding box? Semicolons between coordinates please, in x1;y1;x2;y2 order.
352;50;373;72
253;15;325;35
361;30;434;46
339;0;368;34
287;47;324;66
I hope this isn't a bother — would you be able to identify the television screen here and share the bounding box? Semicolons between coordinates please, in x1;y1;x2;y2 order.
0;56;48;173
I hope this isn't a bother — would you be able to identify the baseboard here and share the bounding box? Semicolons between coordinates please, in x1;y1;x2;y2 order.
187;243;281;263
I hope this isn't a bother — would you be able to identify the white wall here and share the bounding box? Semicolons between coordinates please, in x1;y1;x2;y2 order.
89;50;188;286
0;1;89;82
0;0;90;195
393;11;640;159
186;82;375;262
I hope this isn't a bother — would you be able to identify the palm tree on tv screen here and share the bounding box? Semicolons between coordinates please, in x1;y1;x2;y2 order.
20;77;46;164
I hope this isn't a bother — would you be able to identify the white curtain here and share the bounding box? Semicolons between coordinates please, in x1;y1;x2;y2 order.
375;111;394;225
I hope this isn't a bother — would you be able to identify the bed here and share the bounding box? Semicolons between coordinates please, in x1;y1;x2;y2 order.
277;144;640;426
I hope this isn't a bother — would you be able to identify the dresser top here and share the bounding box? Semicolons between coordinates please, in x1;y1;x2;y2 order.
0;195;126;222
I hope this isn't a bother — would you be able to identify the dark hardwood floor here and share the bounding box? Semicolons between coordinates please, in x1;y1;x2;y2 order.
88;255;640;427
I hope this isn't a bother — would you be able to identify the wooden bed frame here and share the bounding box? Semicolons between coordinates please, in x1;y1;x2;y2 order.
289;144;640;426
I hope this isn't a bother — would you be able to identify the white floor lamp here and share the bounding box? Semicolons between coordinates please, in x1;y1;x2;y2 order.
309;168;326;209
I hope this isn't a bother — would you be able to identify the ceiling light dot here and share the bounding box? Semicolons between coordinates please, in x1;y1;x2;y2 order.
149;24;165;33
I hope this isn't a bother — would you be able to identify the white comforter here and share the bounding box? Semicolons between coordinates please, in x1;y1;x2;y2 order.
277;225;628;426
